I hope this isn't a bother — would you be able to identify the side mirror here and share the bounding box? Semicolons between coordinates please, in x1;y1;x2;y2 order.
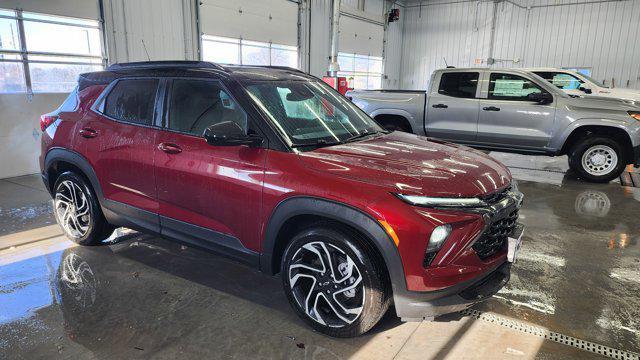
527;92;553;104
579;86;592;94
203;121;262;147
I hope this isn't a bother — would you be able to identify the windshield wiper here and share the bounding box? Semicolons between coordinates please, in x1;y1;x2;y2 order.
343;130;385;143
291;139;341;149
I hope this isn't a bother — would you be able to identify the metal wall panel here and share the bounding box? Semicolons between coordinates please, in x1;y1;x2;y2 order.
0;0;99;19
383;1;404;88
104;0;194;63
398;0;640;90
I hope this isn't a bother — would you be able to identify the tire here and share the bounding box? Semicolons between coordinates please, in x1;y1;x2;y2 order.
53;171;114;245
281;224;391;337
382;121;411;133
568;136;627;183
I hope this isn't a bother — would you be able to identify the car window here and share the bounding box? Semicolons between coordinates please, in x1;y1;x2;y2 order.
534;71;583;90
489;73;543;101
167;79;247;136
103;79;159;125
438;72;479;98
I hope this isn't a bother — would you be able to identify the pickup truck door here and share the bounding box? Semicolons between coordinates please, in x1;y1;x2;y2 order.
477;72;556;149
425;71;480;142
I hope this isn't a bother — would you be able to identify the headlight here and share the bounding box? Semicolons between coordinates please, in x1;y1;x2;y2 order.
628;111;640;121
395;194;487;208
428;224;451;252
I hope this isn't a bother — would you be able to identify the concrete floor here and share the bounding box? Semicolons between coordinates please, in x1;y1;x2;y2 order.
1;153;639;359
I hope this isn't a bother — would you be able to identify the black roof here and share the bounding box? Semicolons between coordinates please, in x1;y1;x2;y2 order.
78;61;311;90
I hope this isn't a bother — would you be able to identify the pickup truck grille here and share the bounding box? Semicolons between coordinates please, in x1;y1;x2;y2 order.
473;209;519;259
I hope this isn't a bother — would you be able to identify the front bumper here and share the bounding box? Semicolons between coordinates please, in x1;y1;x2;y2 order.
395;261;511;321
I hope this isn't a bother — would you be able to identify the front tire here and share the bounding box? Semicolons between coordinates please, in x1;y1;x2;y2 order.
53;172;114;245
568;136;627;183
281;225;390;337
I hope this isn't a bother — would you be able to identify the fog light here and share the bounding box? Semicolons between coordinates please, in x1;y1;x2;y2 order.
427;224;451;252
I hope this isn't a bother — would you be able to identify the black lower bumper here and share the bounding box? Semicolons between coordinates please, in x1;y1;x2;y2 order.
633;145;640;166
394;262;511;321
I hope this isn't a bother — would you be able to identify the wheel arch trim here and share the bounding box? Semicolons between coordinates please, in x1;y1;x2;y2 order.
260;196;407;292
44;147;104;201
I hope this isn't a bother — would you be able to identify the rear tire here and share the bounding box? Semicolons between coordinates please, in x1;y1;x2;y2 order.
53;172;114;246
568;136;627;183
281;224;391;337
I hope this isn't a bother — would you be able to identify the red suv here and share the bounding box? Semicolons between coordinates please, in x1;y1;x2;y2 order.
40;61;523;337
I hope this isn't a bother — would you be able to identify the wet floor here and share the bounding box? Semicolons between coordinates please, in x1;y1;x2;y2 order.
0;154;638;359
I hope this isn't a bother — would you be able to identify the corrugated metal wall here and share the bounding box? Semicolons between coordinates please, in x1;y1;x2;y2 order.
383;1;404;88
397;0;640;90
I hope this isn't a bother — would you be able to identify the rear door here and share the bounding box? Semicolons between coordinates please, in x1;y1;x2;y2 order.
155;78;266;261
477;72;556;149
77;78;162;232
425;71;480;142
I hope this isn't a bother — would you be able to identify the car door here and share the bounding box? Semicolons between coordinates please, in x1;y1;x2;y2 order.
155;78;266;261
425;71;480;142
477;72;556;149
76;78;162;232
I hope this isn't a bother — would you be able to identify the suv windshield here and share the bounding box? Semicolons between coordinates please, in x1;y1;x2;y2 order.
244;80;384;149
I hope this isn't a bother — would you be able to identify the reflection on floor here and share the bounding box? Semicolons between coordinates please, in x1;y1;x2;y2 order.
1;153;638;359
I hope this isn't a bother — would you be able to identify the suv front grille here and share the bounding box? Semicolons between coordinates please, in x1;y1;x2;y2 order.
472;209;519;259
481;184;512;204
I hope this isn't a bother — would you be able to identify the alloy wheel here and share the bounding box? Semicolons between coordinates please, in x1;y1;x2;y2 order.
288;241;365;328
55;180;91;238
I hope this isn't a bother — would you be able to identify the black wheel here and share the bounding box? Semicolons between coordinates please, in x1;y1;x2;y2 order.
568;136;627;183
382;121;411;133
53;171;114;245
281;224;390;337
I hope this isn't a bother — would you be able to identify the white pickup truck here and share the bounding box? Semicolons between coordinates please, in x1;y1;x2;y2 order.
346;67;640;182
525;68;640;102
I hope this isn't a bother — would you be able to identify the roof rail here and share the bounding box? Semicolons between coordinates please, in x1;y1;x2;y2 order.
225;64;305;74
107;61;226;71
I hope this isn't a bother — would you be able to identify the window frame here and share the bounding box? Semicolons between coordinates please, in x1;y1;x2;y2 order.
0;8;106;95
200;34;299;69
162;77;251;139
487;72;549;102
92;77;165;129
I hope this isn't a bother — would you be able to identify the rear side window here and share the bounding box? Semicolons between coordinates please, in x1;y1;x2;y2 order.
438;72;479;98
103;79;159;125
167;79;247;136
488;73;543;101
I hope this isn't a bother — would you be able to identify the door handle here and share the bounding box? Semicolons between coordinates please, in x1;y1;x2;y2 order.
482;106;501;111
158;142;182;154
432;104;448;109
79;127;98;138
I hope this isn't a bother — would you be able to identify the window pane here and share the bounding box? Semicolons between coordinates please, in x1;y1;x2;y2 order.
242;42;269;66
202;39;239;64
0;59;25;93
104;79;159;125
168;79;247;136
338;53;354;72
0;17;20;51
23;20;102;56
30;61;101;93
352;75;367;89
367;75;382;89
368;58;383;74
534;71;582;90
271;48;297;68
489;73;542;101
23;12;98;27
354;56;368;72
438;72;479;99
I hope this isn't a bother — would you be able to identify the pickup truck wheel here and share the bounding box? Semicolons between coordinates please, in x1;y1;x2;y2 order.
568;137;626;183
53;172;115;245
281;225;390;337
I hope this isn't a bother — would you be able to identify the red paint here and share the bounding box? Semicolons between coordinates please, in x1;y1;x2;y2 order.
41;83;513;294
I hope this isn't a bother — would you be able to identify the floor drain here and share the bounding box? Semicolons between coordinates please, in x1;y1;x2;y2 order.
460;309;640;360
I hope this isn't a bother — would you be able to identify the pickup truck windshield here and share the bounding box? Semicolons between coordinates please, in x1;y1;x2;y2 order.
244;80;383;149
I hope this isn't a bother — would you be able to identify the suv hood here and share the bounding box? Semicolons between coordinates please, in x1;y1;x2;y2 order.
298;131;511;198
